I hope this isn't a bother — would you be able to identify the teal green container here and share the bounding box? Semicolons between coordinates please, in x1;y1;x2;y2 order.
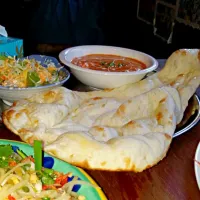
0;36;23;58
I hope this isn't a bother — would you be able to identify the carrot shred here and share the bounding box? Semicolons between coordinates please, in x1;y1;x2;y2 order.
9;161;17;167
8;194;16;200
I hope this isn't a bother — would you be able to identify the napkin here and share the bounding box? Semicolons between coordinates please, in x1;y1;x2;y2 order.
0;25;8;37
0;25;23;57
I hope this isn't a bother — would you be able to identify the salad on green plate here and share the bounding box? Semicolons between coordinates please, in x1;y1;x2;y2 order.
0;140;106;200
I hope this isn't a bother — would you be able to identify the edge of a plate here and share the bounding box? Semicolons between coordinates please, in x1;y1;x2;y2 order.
77;168;107;200
0;139;107;200
194;142;200;190
173;94;200;138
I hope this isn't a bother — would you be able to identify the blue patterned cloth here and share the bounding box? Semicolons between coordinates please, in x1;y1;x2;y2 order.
28;0;104;45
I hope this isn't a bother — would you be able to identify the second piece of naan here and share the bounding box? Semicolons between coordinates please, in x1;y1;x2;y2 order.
3;49;200;172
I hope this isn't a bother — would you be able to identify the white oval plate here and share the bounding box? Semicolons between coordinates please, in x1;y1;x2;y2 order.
194;142;200;190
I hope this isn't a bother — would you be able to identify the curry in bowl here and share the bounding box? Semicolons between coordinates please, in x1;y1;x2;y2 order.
71;54;147;72
59;45;158;88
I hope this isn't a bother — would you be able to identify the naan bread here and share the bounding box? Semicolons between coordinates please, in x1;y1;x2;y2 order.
3;49;200;172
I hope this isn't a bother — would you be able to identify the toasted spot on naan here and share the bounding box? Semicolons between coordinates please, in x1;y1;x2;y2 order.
101;161;107;166
72;160;90;169
177;74;184;78
5;110;15;121
130;164;137;171
15;112;23;119
175;50;180;54
116;104;126;115
168;120;173;125
145;165;152;170
44;91;56;100
92;97;102;100
13;101;17;106
18;128;29;134
48;149;58;157
27;136;36;145
43;90;64;103
175;49;186;56
124;157;131;168
181;50;187;56
21;107;36;116
198;51;200;61
70;154;74;159
128;99;132;103
93;126;104;132
124;121;142;129
104;88;114;92
159;98;166;104
156;112;163;121
21;109;29;114
177;87;184;92
87;103;94;107
117;129;123;136
127;121;135;126
164;134;172;140
170;81;176;86
33;119;39;126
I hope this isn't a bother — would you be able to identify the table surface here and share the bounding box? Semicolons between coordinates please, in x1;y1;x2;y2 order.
0;126;199;200
0;60;200;200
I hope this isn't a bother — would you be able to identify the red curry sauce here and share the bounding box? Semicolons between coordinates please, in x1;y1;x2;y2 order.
71;54;147;72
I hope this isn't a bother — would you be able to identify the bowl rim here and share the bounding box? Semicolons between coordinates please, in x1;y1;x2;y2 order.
59;45;158;76
0;67;70;91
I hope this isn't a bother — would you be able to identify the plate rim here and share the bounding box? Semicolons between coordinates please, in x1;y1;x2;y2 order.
173;94;200;138
194;142;200;190
0;139;107;200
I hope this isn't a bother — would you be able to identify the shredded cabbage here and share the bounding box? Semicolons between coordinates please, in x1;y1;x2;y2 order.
0;56;64;88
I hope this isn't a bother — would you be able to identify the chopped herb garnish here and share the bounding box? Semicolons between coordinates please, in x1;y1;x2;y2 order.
22;163;31;171
109;62;115;67
0;55;8;61
27;71;40;87
16;149;27;159
22;186;30;192
100;62;106;65
0;145;14;168
0;145;13;157
34;140;42;171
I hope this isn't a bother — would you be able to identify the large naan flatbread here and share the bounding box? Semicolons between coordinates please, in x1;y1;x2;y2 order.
3;49;200;172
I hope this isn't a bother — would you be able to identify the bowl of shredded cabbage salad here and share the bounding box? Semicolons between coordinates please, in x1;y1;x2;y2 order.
0;140;105;200
0;55;70;104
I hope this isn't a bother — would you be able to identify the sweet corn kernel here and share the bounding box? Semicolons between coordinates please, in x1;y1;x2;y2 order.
11;177;19;185
29;174;38;184
68;172;73;177
78;195;86;200
35;180;42;192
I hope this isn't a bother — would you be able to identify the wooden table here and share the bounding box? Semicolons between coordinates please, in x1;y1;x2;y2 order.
0;122;199;200
0;60;200;200
0;116;199;200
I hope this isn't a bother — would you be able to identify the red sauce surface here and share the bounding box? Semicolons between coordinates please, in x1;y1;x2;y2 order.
71;54;147;72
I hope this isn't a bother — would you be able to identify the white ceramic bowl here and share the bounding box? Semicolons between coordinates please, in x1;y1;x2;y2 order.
59;45;158;89
0;55;70;105
195;142;200;190
0;77;69;105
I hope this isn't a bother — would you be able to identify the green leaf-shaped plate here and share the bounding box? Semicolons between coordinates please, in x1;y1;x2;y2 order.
0;139;107;200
